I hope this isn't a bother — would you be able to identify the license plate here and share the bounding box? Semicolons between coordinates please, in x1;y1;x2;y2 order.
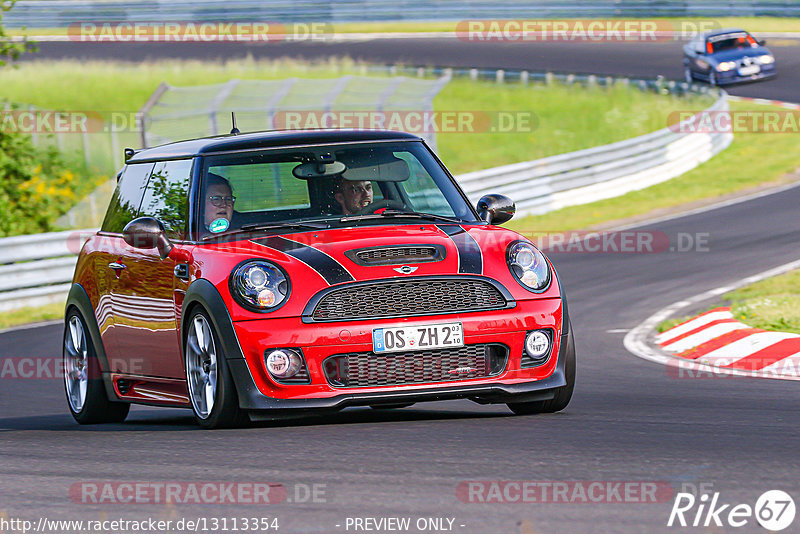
738;65;760;76
372;322;463;353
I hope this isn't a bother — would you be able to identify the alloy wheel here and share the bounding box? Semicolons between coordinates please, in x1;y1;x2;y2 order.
186;314;218;419
64;315;89;413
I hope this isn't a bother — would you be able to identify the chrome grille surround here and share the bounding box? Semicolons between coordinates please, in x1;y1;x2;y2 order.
305;277;511;322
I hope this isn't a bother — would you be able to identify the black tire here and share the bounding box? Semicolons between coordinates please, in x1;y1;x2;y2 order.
184;308;249;429
507;325;575;415
64;309;130;424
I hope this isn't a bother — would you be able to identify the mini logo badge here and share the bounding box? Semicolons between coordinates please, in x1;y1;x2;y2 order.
449;367;476;375
393;265;418;274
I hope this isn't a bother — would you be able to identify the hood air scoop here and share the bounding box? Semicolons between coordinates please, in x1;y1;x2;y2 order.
345;245;446;266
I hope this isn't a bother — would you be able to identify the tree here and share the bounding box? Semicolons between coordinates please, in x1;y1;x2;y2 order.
1;0;36;66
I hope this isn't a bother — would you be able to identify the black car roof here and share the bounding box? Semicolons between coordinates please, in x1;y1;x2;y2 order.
127;129;423;162
704;28;748;39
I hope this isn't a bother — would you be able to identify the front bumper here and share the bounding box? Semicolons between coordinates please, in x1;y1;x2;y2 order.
225;297;568;412
715;66;776;85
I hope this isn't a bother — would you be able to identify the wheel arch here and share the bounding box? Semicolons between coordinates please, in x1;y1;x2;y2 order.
181;278;246;361
181;278;266;413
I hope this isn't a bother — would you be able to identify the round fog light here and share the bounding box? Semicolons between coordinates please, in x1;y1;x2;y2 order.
525;331;550;359
265;349;302;379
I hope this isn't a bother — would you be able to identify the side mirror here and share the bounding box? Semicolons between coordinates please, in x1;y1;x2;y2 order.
758;38;767;46
123;217;174;260
477;194;515;225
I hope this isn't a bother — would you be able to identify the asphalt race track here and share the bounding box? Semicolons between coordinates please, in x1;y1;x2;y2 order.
25;37;800;102
3;36;800;533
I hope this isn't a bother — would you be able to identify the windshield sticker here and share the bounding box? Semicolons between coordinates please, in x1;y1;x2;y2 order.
209;218;229;233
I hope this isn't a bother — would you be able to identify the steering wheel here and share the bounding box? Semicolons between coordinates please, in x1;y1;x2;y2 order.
356;199;407;215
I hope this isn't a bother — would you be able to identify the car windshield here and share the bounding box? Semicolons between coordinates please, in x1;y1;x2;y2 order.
198;141;478;238
708;32;757;53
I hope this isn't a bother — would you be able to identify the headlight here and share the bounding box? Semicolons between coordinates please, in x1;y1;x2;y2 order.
507;241;551;292
717;61;736;72
230;260;290;311
758;54;774;64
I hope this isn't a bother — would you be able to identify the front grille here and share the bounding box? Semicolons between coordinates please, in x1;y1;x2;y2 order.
310;279;508;321
323;344;509;388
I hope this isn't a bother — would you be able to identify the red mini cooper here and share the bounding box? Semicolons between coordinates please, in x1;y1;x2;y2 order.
64;130;575;428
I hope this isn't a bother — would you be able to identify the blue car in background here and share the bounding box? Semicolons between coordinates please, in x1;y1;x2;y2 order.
683;28;776;86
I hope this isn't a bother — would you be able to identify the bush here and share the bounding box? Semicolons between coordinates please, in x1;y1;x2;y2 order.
0;130;90;236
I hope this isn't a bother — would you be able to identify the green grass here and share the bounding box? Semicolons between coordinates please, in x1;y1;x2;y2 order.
508;100;800;234
658;270;800;335
0;302;63;330
12;17;800;36
436;79;712;173
726;269;800;334
0;58;712;175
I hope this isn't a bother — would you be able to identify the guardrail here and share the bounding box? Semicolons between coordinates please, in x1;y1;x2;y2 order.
0;229;95;313
0;70;730;313
5;0;800;27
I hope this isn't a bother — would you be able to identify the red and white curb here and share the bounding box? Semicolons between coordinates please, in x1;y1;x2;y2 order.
727;95;800;110
624;258;800;380
657;307;800;375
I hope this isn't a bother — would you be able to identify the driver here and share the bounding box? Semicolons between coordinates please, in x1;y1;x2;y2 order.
334;177;374;215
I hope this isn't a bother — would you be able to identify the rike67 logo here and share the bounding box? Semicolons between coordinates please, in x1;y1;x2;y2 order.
668;490;796;530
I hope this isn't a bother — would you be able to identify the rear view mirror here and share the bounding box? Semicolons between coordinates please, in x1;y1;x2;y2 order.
293;161;347;178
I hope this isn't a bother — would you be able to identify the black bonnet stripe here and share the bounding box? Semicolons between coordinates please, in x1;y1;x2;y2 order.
253;236;354;285
437;225;482;274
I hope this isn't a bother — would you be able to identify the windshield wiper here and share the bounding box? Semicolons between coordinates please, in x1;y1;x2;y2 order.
201;219;332;241
339;210;465;224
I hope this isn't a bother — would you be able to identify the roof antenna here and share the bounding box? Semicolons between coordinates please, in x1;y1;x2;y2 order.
230;112;240;135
